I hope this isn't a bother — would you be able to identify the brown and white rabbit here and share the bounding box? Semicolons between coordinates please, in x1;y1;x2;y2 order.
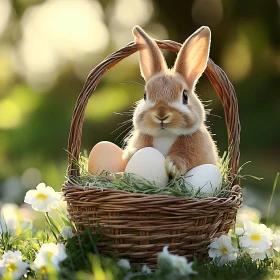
123;25;219;177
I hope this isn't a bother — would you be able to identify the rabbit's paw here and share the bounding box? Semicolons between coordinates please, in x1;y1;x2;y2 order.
122;148;138;161
165;156;186;177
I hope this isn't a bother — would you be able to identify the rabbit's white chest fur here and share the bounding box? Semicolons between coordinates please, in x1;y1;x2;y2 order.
153;136;177;157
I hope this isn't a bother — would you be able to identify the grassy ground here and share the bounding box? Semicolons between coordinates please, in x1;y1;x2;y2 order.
2;221;279;280
0;167;279;279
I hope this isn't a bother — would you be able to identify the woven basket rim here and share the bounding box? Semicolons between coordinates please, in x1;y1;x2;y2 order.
63;181;242;206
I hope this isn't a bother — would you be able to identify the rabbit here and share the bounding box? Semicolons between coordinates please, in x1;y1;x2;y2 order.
122;25;219;177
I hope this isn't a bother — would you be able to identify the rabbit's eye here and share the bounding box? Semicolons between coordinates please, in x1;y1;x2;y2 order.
182;89;188;104
144;91;147;101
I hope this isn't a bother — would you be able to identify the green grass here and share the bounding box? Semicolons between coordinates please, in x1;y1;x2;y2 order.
192;256;280;280
267;172;280;224
67;151;240;199
2;224;280;280
61;234;280;280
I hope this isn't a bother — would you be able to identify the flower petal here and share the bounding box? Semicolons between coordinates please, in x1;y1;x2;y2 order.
36;183;46;190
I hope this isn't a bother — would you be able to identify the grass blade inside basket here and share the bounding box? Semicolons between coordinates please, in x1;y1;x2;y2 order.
67;150;240;199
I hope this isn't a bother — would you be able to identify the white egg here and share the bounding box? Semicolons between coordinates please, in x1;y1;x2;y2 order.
125;147;168;187
184;164;222;195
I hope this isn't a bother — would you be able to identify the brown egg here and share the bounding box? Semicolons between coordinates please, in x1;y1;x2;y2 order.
88;141;128;175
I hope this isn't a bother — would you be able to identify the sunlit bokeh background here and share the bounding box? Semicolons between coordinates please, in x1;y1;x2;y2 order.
0;0;279;223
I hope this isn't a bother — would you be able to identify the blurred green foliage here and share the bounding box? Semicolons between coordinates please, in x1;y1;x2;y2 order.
0;0;279;222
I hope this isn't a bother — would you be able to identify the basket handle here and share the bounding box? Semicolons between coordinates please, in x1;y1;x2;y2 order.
67;40;240;184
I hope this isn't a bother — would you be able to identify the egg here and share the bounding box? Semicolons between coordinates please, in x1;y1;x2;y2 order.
88;141;128;175
184;164;222;195
125;147;168;187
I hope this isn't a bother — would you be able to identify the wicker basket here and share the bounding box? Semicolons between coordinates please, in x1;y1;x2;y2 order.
62;39;242;267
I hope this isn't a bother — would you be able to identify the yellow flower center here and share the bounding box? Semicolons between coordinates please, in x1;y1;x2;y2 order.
41;266;47;274
250;234;261;242
220;246;229;254
177;259;184;269
7;262;18;272
37;193;47;200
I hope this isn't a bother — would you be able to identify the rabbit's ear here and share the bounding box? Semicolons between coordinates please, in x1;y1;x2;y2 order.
133;25;167;81
174;26;211;89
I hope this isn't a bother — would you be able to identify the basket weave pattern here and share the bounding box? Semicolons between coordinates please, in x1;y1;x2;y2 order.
62;40;242;266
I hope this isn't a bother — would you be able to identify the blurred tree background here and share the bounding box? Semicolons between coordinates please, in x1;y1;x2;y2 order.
0;0;279;221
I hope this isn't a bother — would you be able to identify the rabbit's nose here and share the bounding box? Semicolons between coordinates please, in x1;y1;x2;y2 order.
155;105;171;116
154;113;170;121
153;108;171;123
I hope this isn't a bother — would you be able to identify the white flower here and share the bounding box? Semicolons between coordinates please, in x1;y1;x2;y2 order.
0;215;18;234
33;243;67;271
0;203;19;234
240;221;273;253
117;259;131;270
24;183;61;212
208;235;237;266
158;246;197;276
272;234;280;252
235;228;245;236
0;203;33;233
141;264;151;274
236;205;261;226
173;256;197;276
1;204;19;218
61;226;74;239
247;247;275;260
0;250;28;279
158;246;174;269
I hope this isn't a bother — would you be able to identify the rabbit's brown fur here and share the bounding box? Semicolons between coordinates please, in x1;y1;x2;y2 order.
123;26;219;176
